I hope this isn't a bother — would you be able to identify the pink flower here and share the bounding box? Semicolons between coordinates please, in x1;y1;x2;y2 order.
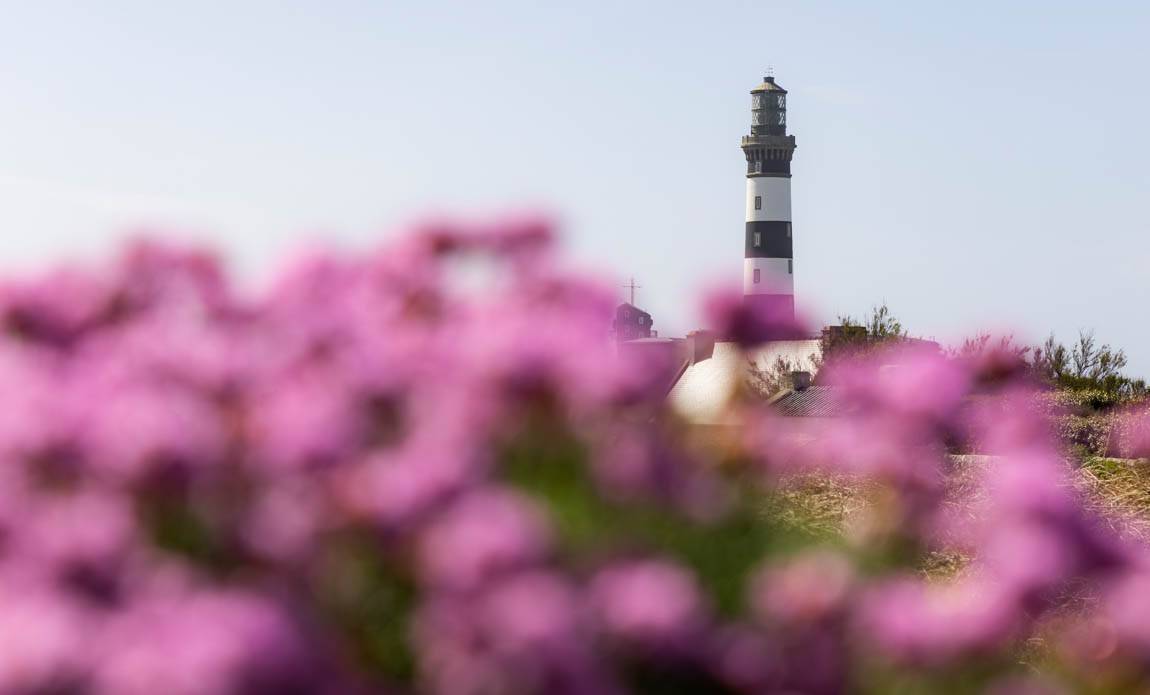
415;571;616;695
0;215;1140;692
248;370;364;472
240;480;326;564
15;492;137;605
857;577;1018;665
0;266;114;348
592;426;730;520
0;581;93;693
94;588;322;695
114;239;230;318
1101;571;1150;659
473;214;555;262
84;382;226;482
1122;406;1150;459
702;286;807;347
479;570;585;652
710;624;780;693
589;559;708;650
417;488;551;590
342;429;482;530
750;550;854;626
827;346;970;423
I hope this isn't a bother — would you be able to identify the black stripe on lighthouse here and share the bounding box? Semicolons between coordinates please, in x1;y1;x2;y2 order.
745;221;792;258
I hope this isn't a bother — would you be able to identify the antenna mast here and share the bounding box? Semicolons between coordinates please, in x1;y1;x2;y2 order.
622;277;641;306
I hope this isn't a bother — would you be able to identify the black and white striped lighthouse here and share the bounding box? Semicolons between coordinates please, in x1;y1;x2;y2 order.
742;73;797;319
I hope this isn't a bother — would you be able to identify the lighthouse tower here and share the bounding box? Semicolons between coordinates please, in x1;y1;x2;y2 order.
741;73;797;319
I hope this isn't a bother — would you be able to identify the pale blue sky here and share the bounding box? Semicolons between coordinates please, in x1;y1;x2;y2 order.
1;1;1148;373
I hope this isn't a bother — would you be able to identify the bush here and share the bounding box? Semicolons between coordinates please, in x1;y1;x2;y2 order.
0;219;1148;694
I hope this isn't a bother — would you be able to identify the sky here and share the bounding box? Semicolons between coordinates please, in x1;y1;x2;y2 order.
1;1;1148;374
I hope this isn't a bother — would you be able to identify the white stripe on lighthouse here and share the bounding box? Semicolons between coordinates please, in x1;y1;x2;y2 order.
743;258;794;295
745;177;792;222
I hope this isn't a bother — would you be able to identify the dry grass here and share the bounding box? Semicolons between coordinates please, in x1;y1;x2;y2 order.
770;473;873;538
1077;457;1150;542
759;454;1150;679
764;455;1150;580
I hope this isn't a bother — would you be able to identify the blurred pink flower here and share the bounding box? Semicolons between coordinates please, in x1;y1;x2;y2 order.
0;581;92;693
415;570;615;695
0;266;114;348
114;239;230;319
750;550;854;626
827;346;970;423
84;382;226;482
592;426;730;520
248;370;364;472
0;215;1139;692
702;286;807;348
417;488;551;591
94;589;321;695
709;624;780;693
589;559;708;650
1124;407;1150;459
1101;571;1150;659
857;577;1018;665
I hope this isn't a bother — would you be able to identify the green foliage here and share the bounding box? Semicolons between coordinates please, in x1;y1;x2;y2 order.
746;354;804;397
498;417;829;618
821;303;909;363
865;303;907;342
950;332;1031;361
1056;413;1114;459
951;328;1145;414
1032;331;1147;407
314;532;417;683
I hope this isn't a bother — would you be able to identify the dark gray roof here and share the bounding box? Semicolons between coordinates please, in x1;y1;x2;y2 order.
767;386;847;417
616;302;650;316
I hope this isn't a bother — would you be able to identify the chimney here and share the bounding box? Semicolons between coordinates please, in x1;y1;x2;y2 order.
790;371;812;391
686;330;715;365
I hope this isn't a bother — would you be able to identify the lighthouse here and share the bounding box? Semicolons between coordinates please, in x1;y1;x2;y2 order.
741;73;797;319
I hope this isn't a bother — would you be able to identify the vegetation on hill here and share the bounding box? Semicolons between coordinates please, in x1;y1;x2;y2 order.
825;303;1145;401
956;329;1147;457
750;302;1149;460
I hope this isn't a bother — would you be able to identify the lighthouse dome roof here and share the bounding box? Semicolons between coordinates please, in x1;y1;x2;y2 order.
750;76;787;94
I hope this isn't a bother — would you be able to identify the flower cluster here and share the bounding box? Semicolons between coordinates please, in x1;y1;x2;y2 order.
0;218;1147;694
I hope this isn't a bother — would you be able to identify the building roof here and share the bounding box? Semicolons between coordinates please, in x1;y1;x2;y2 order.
667;338;821;425
750;76;787;93
616;302;647;312
666;341;744;426
766;385;848;418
